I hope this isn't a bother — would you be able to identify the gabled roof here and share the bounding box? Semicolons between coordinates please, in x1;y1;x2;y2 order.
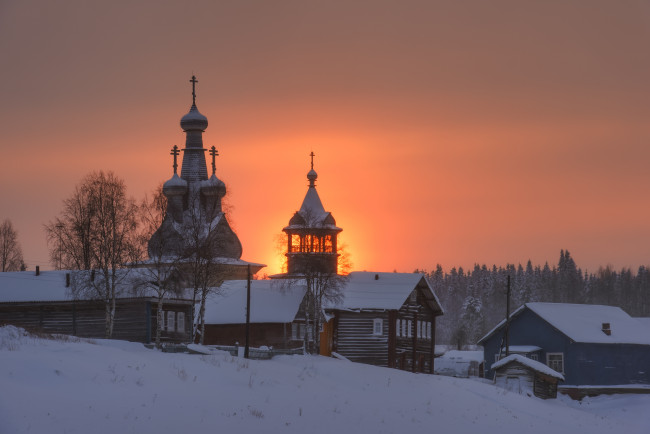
327;272;443;314
492;354;564;381
202;280;307;324
479;302;650;345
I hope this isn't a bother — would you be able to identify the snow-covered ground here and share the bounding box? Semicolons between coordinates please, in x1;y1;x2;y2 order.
1;326;649;434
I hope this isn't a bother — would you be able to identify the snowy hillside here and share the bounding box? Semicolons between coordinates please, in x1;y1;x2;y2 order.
1;326;648;434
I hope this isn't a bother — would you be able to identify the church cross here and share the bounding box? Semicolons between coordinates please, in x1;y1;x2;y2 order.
209;146;219;175
310;151;315;170
170;145;180;174
190;75;198;105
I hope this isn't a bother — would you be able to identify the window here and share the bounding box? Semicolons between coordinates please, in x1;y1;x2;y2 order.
546;353;564;373
396;319;401;337
373;318;383;336
401;320;407;337
426;322;431;340
291;323;302;340
177;312;185;333
167;311;175;332
407;320;412;338
528;353;538;361
418;321;422;338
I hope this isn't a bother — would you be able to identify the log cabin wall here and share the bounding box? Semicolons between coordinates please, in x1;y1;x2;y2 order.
334;310;390;366
0;299;192;343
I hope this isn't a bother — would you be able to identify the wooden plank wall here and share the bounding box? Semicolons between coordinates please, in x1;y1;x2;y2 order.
202;323;294;349
0;300;192;343
334;311;390;367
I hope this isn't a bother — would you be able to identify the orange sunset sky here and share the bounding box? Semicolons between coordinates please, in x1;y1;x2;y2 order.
1;0;650;275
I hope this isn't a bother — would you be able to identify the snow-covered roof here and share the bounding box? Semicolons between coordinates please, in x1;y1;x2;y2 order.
202;280;307;324
0;269;193;303
479;303;650;345
0;270;72;302
300;187;326;219
438;350;484;363
492;354;565;381
327;272;443;313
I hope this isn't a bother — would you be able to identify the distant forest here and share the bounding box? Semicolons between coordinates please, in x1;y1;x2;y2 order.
422;250;650;348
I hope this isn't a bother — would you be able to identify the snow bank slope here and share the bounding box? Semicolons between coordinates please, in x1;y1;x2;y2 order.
0;326;647;434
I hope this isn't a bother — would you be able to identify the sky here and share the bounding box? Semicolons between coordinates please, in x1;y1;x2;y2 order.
1;0;650;276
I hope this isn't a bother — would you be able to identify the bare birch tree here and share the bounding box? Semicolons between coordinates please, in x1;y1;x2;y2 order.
0;219;25;272
45;171;140;338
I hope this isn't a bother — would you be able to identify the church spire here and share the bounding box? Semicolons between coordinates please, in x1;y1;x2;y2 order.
179;75;209;182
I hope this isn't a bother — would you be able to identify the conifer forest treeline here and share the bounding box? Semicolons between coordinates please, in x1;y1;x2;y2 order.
424;250;650;348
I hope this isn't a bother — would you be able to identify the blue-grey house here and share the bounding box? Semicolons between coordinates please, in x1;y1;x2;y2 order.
478;303;650;389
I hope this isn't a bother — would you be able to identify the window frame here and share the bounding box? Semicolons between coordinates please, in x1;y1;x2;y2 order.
373;318;383;336
546;352;564;374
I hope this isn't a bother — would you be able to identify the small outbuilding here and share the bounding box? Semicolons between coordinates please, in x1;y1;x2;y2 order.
200;279;307;349
492;354;564;399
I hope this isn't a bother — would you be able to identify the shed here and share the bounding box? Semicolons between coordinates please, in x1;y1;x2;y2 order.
492;354;564;399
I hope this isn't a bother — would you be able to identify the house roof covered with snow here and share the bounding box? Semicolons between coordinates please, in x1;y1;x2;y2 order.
479;302;650;345
0;269;192;303
326;272;443;314
202;280;307;324
492;354;565;381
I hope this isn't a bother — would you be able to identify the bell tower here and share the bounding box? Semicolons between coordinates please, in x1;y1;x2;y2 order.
282;153;342;275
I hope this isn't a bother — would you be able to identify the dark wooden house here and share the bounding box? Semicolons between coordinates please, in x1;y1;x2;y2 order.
479;303;650;392
326;272;444;373
492;354;563;399
0;270;192;343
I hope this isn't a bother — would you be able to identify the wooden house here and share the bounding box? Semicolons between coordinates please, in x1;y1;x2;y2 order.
325;272;444;373
0;270;192;343
492;354;564;399
200;279;306;349
479;303;650;392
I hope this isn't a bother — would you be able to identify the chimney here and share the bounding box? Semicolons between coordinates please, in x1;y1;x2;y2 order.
66;273;70;288
375;274;379;280
35;265;40;276
602;323;611;336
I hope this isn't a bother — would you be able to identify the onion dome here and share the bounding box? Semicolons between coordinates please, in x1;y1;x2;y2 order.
180;104;208;132
163;173;188;195
201;173;226;197
307;168;318;186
